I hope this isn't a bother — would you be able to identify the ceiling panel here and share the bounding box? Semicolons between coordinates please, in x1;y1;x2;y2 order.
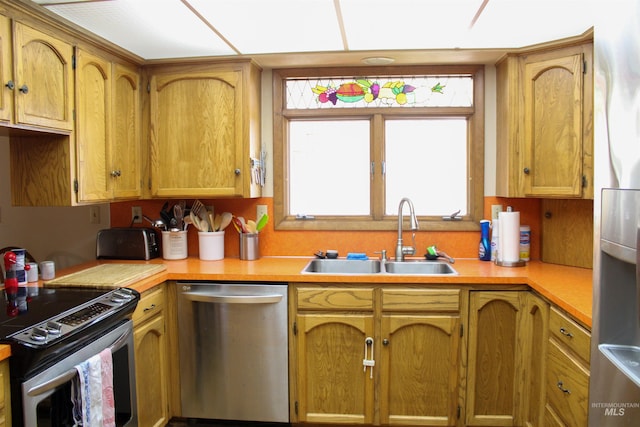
31;0;596;63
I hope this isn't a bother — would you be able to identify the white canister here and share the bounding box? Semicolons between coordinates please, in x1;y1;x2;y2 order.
26;262;38;282
40;260;56;280
198;231;225;261
162;231;188;260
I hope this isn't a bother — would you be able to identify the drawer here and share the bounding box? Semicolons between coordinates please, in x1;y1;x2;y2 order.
381;288;460;312
296;287;374;311
549;306;591;363
132;287;165;325
546;338;590;427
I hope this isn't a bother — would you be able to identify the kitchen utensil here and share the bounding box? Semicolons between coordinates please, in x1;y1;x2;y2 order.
246;220;257;233
219;212;233;231
190;211;208;232
213;214;222;231
208;211;216;232
232;217;247;233
256;213;268;232
173;204;184;231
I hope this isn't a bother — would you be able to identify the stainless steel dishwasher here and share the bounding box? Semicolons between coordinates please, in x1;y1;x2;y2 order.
176;282;289;422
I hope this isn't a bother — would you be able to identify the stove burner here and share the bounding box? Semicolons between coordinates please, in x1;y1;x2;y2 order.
7;287;138;348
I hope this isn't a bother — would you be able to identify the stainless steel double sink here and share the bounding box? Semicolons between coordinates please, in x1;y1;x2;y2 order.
301;258;458;275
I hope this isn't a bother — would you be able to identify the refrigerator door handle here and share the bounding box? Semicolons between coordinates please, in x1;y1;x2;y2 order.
182;291;283;304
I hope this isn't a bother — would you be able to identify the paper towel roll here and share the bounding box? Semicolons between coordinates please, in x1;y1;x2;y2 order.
498;210;520;263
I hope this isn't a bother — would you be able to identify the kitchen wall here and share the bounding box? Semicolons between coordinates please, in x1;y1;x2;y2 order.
1;65;547;266
0;135;111;268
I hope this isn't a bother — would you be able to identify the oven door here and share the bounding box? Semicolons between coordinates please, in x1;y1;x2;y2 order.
19;320;137;427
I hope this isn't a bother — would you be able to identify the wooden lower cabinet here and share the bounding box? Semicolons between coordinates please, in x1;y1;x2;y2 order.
0;360;10;427
292;285;462;426
133;286;169;427
544;307;590;427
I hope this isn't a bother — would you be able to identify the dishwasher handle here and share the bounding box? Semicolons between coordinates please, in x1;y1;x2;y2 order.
182;291;283;304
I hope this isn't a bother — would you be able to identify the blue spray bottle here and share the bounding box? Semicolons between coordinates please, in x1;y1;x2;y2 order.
479;219;491;261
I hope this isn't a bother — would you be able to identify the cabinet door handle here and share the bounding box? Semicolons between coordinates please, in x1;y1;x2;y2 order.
523;167;530;175
110;170;122;177
5;80;14;90
559;327;574;338
234;168;241;175
143;303;156;312
557;381;571;394
18;84;28;94
382;339;389;346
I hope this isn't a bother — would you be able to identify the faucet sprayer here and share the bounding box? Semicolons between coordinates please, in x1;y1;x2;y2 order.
395;197;419;261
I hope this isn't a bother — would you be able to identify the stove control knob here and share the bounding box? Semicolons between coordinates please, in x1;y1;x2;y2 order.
112;289;134;303
46;321;63;335
31;327;48;342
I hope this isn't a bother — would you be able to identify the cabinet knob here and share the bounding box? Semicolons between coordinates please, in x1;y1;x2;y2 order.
5;80;14;90
544;211;553;219
18;84;28;94
234;168;241;176
523;167;530;175
382;339;389;346
110;170;121;177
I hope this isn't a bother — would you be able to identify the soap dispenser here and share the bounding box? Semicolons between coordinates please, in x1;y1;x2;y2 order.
479;220;491;261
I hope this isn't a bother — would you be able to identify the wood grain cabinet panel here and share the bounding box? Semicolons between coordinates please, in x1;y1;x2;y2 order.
148;60;261;198
495;39;593;200
133;286;169;427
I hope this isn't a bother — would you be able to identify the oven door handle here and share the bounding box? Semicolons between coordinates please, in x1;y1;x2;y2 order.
26;327;132;397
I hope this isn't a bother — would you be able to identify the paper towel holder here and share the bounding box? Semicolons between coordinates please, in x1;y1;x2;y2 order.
495;259;526;267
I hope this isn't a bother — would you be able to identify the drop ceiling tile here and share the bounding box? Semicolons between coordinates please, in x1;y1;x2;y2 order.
186;0;344;54
466;0;595;48
44;0;236;59
340;0;485;50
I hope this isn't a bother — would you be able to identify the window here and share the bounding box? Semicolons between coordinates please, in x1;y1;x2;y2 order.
273;65;484;231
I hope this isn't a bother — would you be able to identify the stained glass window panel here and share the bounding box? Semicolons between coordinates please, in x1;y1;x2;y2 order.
286;75;473;109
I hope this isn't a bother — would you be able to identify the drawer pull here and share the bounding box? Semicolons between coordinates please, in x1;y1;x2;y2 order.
557;381;571;394
559;327;574;338
143;303;157;313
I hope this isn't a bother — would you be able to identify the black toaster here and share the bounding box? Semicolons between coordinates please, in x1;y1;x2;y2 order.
96;227;160;260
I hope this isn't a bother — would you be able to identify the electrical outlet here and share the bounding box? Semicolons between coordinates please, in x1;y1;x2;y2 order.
491;204;503;220
90;206;101;224
256;205;268;221
131;206;142;224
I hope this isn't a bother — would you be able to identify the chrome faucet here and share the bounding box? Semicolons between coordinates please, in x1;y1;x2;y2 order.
395;197;419;261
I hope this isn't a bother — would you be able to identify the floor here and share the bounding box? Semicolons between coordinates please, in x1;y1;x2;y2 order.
166;419;289;427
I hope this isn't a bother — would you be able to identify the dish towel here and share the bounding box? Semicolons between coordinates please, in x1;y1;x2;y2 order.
71;348;116;427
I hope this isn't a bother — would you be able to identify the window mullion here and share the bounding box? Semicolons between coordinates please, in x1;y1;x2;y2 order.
371;114;385;220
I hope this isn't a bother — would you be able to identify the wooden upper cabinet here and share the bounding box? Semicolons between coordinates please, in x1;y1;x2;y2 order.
495;39;593;199
12;22;74;132
76;48;111;202
148;60;262;198
76;49;141;203
523;50;585;197
0;15;11;123
111;63;141;199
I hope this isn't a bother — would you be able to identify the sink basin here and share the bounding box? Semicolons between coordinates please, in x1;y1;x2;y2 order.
302;259;382;274
384;261;458;275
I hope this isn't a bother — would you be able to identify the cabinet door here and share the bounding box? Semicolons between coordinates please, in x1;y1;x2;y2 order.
111;63;141;199
149;69;244;197
379;314;460;426
523;52;583;197
295;313;375;424
466;291;527;426
76;49;111;202
0;15;11;123
134;313;169;427
13;22;74;131
522;292;549;427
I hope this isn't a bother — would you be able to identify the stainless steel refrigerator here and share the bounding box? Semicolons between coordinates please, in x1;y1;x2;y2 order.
590;0;640;425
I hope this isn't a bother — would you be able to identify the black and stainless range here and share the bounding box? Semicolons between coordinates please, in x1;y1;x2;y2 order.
0;286;140;427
